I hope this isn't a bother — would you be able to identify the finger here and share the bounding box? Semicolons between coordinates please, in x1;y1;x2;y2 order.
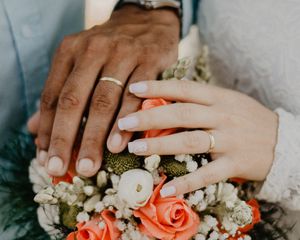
160;157;233;197
118;103;218;132
129;79;220;105
37;43;74;165
77;56;137;177
46;54;104;176
107;64;160;153
27;111;40;135
128;130;225;156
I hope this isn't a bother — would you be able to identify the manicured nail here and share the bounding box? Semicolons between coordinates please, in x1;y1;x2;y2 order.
160;186;176;197
118;116;139;130
47;156;64;174
109;133;122;147
129;82;148;94
128;141;147;153
78;158;94;173
38;150;48;165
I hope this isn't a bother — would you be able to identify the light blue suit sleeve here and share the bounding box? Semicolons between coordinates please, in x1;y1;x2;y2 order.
181;0;195;37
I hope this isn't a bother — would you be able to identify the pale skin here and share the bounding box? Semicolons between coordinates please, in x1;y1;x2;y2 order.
117;80;279;197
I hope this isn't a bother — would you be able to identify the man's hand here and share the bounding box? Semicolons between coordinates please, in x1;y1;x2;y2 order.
34;5;180;177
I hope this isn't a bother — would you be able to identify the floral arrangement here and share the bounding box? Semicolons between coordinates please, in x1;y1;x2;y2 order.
0;48;290;240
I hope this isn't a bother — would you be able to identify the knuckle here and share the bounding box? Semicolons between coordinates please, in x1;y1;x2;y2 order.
182;131;203;151
182;176;195;192
178;81;192;97
51;136;68;148
86;36;107;54
57;35;76;54
83;137;99;148
58;90;81;110
176;104;194;122
91;90;115;113
40;91;58;112
39;130;51;141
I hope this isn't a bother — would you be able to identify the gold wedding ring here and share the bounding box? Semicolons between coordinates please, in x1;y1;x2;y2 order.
100;77;123;88
206;131;215;153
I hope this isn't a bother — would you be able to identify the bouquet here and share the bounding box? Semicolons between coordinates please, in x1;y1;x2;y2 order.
0;47;290;240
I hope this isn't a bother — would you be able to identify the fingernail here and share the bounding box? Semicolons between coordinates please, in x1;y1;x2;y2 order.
160;186;176;198
118;116;139;130
110;133;122;147
128;141;147;153
129;82;148;94
78;158;94;173
38;150;48;165
47;156;64;174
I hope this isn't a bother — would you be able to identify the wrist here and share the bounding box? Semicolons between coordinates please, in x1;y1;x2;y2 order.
113;4;180;30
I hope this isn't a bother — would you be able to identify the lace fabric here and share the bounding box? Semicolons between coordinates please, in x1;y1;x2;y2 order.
197;1;300;237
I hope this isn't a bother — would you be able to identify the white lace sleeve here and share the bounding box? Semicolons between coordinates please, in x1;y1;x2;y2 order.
257;108;300;210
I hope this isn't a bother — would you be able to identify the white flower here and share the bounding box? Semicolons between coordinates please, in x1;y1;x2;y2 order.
144;154;161;172
198;221;211;236
151;169;162;185
229;201;252;227
187;190;204;206
110;174;120;189
37;204;60;238
204;215;218;228
175;154;193;163
220;233;230;240
95;201;105;213
201;158;208;166
208;231;219;240
221;216;239;236
76;211;90;222
29;159;52;193
243;236;252;240
98;221;106;229
116;220;127;231
34;187;57;204
83;186;96;196
195;234;206;240
217;182;238;208
118;169;154;209
103;194;117;207
84;194;101;212
97;170;108;188
186;160;198;172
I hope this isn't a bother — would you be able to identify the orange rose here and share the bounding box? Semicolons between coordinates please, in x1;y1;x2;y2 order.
67;210;120;240
142;98;177;138
133;175;200;240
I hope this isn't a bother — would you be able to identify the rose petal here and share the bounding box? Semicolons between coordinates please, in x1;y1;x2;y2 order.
134;174;200;240
142;99;177;138
134;210;175;240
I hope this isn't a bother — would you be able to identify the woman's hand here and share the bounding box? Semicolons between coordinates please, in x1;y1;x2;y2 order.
118;80;279;197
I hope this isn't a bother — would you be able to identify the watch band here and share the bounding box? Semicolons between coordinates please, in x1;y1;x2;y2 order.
117;0;181;14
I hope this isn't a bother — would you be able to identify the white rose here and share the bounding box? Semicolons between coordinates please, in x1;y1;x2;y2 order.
144;155;160;172
118;169;154;209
